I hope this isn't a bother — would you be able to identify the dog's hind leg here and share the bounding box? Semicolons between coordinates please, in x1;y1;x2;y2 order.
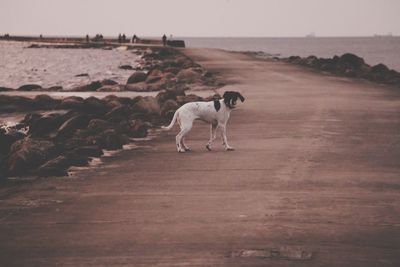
176;122;193;153
206;123;217;151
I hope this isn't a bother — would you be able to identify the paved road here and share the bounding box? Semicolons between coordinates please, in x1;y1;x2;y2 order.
1;49;400;266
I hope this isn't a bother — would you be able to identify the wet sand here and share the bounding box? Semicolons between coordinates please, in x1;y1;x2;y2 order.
1;48;400;266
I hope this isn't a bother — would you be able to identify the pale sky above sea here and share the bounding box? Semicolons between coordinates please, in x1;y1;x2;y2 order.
0;0;399;37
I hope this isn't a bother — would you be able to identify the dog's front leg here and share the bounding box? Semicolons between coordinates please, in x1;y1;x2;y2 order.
206;123;217;151
220;124;235;151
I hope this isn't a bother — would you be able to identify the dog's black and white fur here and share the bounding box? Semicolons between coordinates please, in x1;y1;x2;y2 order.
162;91;245;152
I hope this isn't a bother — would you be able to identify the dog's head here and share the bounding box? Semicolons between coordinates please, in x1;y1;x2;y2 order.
223;91;245;109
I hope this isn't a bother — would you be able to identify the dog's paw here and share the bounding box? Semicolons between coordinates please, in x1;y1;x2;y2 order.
178;149;186;153
184;147;191;152
225;146;235;151
206;144;212;151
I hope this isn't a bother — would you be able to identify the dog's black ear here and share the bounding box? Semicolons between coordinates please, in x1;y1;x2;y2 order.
223;91;232;99
214;99;221;111
237;92;245;102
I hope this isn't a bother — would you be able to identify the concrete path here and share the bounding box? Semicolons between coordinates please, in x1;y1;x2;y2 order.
1;49;400;266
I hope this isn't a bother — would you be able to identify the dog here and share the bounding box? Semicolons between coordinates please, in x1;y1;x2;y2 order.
161;91;245;152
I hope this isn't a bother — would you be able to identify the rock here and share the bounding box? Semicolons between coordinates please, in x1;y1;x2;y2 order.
130;119;148;138
68;146;103;158
101;79;118;86
119;65;133;70
132;96;160;114
176;94;203;105
176;68;202;83
156;89;186;105
56;114;90;138
87;119;111;134
125;82;148;92
160;99;179;119
36;156;69;176
17;84;42;91
0;128;25;154
33;94;61;109
46;86;63;91
75;73;89;77
105;105;132;121
369;64;389;81
0;95;34;110
127;71;147;84
96;129;125;150
7;138;57;175
72;81;102;91
28;112;66;137
58;96;84;110
339;53;365;69
146;69;164;83
0;87;13;91
82;97;109;115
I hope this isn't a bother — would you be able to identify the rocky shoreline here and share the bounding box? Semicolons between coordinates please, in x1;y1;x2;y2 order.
282;53;400;87
0;45;221;179
0;45;222;93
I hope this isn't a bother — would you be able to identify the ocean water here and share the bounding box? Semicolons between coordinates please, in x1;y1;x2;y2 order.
185;37;400;71
0;41;140;89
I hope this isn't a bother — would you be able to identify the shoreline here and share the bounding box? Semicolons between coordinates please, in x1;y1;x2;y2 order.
0;43;221;178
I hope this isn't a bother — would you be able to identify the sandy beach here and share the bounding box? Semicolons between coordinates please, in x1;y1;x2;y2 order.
0;47;399;266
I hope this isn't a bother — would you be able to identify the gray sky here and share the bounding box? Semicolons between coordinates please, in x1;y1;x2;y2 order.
1;0;399;37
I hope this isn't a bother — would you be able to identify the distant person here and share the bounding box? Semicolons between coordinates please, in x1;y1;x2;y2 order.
122;34;126;43
118;34;122;43
86;34;89;43
39;34;43;39
162;34;167;46
132;34;137;43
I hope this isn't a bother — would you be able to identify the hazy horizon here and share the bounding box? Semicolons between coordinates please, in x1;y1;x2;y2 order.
1;0;399;38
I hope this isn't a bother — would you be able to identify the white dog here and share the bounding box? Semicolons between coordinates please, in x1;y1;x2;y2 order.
162;91;245;152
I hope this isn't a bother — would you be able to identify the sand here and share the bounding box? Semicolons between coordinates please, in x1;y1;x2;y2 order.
1;48;400;266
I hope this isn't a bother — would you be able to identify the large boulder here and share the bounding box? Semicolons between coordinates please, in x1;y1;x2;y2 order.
176;94;203;105
7;138;57;175
125;82;148;92
0;128;25;154
176;68;202;83
82;97;109;115
130;119;148;138
368;63;391;82
36;156;69;176
156;89;186;105
160;99;179;120
27;112;66;137
0;95;34;112
17;84;42;91
131;96;160;114
58;96;84;110
56;114;90;138
72;81;102;91
86;119;111;134
94;129;126;150
33;94;61;110
68;146;103;158
127;71;147;84
105;105;132;122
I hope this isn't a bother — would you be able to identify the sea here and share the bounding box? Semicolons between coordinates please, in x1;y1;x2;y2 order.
185;36;400;71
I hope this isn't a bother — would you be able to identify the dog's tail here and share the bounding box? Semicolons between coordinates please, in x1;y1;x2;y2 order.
161;110;179;131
